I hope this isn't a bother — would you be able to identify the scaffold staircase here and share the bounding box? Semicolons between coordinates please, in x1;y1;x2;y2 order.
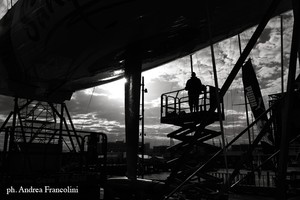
160;85;226;199
161;86;300;200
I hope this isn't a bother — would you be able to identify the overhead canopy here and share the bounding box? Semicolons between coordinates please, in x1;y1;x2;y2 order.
0;0;292;102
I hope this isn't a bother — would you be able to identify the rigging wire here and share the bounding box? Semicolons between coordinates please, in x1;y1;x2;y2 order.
169;58;185;100
80;87;96;130
230;89;235;136
168;67;176;92
224;37;233;137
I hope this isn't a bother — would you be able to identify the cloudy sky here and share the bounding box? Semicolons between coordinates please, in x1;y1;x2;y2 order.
0;2;297;147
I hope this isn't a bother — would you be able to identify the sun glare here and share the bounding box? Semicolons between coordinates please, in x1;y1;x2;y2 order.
101;78;126;100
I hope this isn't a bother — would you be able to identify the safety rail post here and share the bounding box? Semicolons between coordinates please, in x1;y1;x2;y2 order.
178;97;181;113
204;86;207;111
166;96;176;114
267;171;270;187
161;95;164;119
171;96;176;114
101;133;108;170
165;95;168;116
80;134;86;171
164;95;167;117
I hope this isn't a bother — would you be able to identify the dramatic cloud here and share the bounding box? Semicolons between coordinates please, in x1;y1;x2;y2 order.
0;6;294;148
0;1;8;19
0;0;18;19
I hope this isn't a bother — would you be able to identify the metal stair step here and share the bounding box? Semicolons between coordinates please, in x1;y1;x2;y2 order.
168;129;221;151
23;119;55;124
167;125;195;138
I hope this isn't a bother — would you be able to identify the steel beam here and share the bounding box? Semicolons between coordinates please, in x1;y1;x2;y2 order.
64;103;82;151
124;45;142;180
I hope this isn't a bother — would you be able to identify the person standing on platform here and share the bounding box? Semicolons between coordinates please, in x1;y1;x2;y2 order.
185;72;203;113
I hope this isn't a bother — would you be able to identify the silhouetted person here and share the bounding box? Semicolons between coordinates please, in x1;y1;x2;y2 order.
185;72;203;112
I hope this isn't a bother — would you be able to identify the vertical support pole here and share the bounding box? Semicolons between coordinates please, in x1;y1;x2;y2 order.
165;96;168;115
124;45;142;180
141;76;145;178
277;0;299;199
161;95;164;119
102;134;107;171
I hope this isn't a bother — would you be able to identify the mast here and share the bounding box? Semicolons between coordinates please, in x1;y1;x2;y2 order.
206;2;229;180
190;54;194;73
238;34;252;145
280;15;284;94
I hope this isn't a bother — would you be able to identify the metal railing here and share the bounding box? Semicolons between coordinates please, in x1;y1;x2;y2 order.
1;125;107;175
161;85;223;120
209;171;276;188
